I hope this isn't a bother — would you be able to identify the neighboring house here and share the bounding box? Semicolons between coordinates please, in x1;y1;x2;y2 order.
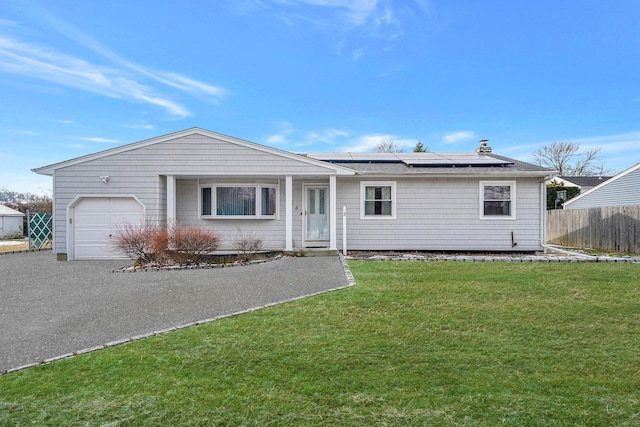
548;176;612;192
33;128;554;260
563;162;640;210
0;204;24;238
545;175;612;209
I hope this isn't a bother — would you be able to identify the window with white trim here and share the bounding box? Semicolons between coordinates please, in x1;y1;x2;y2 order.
480;181;515;219
360;181;396;219
200;185;278;218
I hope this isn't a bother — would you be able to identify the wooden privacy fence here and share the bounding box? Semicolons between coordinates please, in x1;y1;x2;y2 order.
547;205;640;253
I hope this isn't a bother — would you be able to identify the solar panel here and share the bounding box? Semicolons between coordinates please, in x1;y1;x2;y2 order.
398;153;513;166
308;152;514;167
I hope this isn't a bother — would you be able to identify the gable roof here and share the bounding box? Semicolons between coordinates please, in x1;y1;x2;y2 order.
563;162;640;208
554;176;613;188
32;127;554;179
0;204;24;217
32;128;355;176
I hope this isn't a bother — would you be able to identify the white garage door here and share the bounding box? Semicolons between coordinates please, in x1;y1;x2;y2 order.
73;197;144;260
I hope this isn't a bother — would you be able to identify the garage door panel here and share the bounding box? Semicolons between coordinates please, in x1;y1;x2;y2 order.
75;213;110;227
74;243;114;258
111;213;144;228
73;197;144;260
75;198;109;212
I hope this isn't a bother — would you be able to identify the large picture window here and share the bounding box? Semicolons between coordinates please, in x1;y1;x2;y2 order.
480;181;515;219
200;185;277;218
360;181;396;219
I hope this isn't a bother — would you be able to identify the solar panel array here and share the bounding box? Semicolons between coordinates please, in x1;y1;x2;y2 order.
307;152;513;167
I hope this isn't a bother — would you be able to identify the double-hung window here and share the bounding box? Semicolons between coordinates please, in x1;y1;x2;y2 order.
480;181;515;219
200;185;278;218
361;181;396;219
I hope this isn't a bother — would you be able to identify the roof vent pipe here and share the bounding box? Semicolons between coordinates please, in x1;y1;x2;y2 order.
476;139;492;154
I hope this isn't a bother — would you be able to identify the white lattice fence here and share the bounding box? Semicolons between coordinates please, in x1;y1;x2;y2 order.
28;211;52;250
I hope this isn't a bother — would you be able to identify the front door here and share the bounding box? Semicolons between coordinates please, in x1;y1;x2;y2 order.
304;186;329;245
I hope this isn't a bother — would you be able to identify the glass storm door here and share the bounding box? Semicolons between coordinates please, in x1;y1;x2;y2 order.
305;186;329;244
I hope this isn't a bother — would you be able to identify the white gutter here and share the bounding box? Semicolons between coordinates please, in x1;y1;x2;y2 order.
540;173;560;252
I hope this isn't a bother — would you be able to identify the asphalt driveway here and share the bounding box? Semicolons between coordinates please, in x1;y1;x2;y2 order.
0;252;352;373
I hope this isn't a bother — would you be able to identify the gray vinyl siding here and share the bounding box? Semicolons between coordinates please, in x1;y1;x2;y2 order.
51;167;163;255
564;166;640;209
335;177;543;252
119;134;333;175
175;178;288;250
174;178;330;250
47;131;546;255
49;134;338;255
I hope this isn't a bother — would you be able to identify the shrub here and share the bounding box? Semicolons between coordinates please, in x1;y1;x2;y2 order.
112;223;168;265
168;226;221;266
232;228;263;262
113;224;221;267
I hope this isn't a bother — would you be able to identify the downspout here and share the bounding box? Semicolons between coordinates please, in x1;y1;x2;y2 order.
541;243;597;260
539;175;598;259
540;176;550;253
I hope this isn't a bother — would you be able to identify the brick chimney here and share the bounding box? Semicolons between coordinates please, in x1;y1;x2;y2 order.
476;139;492;154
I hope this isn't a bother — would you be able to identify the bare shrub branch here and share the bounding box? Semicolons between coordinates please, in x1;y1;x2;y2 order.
232;228;263;262
168;226;222;266
112;223;168;265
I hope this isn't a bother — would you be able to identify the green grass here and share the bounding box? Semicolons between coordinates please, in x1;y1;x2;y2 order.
1;262;639;426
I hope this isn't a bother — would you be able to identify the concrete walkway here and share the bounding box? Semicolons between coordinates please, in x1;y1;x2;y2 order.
0;252;352;374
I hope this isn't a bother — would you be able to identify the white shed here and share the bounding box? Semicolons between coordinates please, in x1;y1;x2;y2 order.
0;204;24;238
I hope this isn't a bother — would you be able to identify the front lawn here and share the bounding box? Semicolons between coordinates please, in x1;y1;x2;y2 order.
1;262;638;425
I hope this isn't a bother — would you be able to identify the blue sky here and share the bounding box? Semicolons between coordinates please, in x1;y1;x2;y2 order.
1;0;639;194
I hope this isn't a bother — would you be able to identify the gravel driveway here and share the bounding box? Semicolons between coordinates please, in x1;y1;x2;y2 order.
0;252;352;373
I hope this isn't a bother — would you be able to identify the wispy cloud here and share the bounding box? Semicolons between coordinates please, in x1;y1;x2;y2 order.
264;0;430;58
305;128;350;144
125;124;155;130
266;121;296;145
15;129;40;136
266;121;422;152
0;5;227;117
340;134;417;152
78;137;121;143
442;131;476;144
266;123;350;148
271;0;379;26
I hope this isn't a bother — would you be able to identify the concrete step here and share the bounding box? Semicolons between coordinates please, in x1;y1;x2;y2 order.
284;248;340;257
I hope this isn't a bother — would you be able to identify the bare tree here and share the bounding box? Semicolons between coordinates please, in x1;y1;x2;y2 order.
533;142;605;176
375;140;405;153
